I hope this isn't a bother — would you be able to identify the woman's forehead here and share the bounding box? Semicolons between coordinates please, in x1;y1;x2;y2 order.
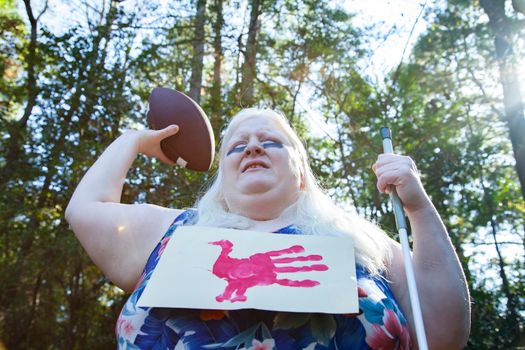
228;116;286;138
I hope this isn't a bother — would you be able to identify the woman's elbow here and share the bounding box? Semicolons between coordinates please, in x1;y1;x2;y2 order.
456;311;471;348
65;201;79;227
426;306;471;349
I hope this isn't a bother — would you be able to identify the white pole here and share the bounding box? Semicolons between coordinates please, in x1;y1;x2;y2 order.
381;127;429;350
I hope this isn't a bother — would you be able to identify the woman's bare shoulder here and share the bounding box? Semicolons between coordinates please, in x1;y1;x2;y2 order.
67;202;187;292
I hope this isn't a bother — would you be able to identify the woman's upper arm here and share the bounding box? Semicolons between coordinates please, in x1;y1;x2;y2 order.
66;202;184;292
386;238;470;350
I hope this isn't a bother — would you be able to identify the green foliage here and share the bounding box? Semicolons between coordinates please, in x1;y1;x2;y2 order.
404;1;525;348
0;0;26;120
0;0;523;348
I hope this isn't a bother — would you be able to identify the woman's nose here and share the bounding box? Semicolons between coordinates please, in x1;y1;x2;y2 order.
244;142;264;156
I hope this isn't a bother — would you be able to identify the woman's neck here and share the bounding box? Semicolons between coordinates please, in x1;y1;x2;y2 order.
225;186;300;222
244;203;297;232
247;217;292;232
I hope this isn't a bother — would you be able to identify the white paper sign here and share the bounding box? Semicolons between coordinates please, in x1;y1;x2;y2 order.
137;226;358;313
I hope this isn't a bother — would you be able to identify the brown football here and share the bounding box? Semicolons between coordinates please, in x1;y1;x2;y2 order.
147;87;215;172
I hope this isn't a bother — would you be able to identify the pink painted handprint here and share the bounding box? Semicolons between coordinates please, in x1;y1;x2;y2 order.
209;240;328;303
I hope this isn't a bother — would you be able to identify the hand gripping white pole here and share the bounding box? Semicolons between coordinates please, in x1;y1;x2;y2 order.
380;127;428;350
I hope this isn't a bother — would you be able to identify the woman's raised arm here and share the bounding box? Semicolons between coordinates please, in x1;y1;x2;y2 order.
373;153;471;350
65;126;183;292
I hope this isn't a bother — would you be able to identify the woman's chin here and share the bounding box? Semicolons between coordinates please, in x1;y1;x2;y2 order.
235;173;275;192
239;181;274;194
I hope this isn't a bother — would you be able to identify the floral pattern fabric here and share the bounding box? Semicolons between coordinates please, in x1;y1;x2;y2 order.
116;210;411;349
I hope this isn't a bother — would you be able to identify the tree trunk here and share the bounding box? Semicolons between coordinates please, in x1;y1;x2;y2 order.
240;0;263;107
210;0;223;135
466;110;522;346
0;4;117;345
189;0;207;103
479;0;525;200
487;199;522;345
0;0;44;187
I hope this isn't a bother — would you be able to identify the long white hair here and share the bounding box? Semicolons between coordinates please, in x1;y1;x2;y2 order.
193;108;392;275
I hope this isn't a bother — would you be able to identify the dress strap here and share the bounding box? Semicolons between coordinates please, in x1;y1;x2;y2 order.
139;209;199;281
160;209;198;241
170;208;198;227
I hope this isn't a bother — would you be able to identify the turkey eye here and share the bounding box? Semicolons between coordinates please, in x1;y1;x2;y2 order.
226;144;246;156
262;141;283;150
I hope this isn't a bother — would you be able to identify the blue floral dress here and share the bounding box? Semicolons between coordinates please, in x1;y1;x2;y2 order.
116;210;411;349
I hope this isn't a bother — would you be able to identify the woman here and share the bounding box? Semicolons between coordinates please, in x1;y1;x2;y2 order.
66;108;470;349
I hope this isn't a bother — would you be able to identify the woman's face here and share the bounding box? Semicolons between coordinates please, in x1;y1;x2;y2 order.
221;116;302;218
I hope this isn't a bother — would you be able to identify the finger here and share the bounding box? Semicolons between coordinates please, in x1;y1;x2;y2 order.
378;164;418;191
376;171;405;193
157;124;179;140
156;148;176;165
377;153;399;160
376;153;411;166
375;156;414;174
372;157;399;172
373;162;404;178
158;154;175;166
377;175;393;193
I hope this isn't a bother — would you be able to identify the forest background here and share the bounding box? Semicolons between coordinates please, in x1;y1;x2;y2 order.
1;0;524;349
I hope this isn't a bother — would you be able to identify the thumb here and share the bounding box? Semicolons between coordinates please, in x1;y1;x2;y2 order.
158;124;179;139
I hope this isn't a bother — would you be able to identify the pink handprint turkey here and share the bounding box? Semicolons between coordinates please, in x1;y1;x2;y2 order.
209;240;329;303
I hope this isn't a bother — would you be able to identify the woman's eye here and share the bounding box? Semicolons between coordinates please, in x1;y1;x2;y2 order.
226;144;246;156
262;140;284;149
226;140;283;156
